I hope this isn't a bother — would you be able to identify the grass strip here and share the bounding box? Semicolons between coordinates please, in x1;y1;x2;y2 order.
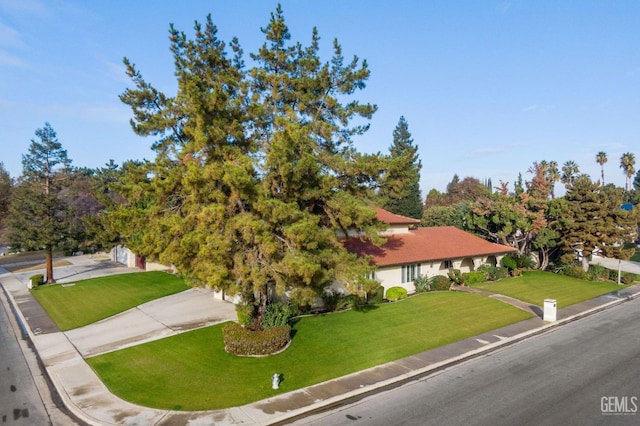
31;271;189;330
473;270;626;308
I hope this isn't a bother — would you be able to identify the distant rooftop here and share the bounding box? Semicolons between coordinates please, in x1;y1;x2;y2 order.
376;208;421;225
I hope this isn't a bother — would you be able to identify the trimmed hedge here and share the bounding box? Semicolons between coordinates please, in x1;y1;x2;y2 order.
386;286;408;301
29;274;44;287
223;323;291;356
461;271;487;285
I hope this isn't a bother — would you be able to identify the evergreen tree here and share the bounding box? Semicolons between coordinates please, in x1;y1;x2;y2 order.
9;123;72;283
559;176;637;271
446;174;460;194
0;163;11;226
381;116;422;219
514;173;524;196
115;7;387;326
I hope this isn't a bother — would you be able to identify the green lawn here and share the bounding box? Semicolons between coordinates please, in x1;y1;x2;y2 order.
631;250;640;262
87;292;532;410
31;272;189;331
473;270;626;308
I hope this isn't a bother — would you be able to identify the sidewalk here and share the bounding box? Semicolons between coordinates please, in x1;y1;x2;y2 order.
1;255;640;426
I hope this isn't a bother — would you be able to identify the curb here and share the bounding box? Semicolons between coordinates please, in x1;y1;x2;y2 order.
0;281;32;340
264;289;640;425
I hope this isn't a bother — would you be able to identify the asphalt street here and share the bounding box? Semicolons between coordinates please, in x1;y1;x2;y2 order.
296;296;640;426
0;288;51;425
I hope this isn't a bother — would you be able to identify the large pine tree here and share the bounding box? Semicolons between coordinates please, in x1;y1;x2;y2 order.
381;116;422;219
114;7;388;325
9;123;72;283
559;175;637;271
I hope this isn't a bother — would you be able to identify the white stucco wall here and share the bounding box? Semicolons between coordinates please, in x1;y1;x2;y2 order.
373;255;505;297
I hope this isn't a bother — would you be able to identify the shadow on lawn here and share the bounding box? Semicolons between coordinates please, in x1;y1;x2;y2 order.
352;304;379;313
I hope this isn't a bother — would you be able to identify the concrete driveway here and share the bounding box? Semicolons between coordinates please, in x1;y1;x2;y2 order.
65;287;237;357
4;254;237;357
590;255;640;275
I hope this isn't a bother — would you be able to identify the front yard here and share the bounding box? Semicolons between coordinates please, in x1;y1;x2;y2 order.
86;291;531;410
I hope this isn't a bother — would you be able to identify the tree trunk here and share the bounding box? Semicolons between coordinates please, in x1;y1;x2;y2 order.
538;250;549;271
45;246;55;284
254;284;269;330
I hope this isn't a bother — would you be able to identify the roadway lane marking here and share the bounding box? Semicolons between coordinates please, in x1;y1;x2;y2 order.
476;338;490;345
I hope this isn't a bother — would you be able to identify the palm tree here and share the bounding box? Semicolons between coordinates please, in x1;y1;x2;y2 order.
595;151;607;185
540;160;560;198
561;160;580;189
620;152;636;191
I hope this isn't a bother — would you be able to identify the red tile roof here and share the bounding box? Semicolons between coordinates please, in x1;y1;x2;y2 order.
344;226;517;267
376;208;421;225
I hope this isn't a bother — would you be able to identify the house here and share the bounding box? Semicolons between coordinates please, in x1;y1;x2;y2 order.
110;245;174;272
344;208;517;296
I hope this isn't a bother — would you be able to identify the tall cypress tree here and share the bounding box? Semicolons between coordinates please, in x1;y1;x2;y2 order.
382;116;422;219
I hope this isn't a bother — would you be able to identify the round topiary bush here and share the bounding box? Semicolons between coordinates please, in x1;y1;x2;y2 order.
222;323;291;356
385;286;408;302
430;275;452;291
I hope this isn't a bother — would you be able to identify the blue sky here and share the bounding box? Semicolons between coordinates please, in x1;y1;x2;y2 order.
1;1;639;195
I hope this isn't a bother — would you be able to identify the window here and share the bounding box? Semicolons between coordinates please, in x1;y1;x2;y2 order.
444;260;453;269
365;270;376;280
401;263;421;283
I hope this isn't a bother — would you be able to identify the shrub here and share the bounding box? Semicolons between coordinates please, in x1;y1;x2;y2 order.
587;265;608;282
461;271;487;285
501;255;517;271
477;264;509;281
223;323;291;356
447;269;464;285
343;294;365;309
29;274;44;287
501;253;535;271
608;269;619;282
235;304;253;326
385;286;408;301
321;290;342;312
561;263;588;280
430;275;452;291
413;274;431;292
621;273;636;285
261;302;296;329
366;284;385;305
